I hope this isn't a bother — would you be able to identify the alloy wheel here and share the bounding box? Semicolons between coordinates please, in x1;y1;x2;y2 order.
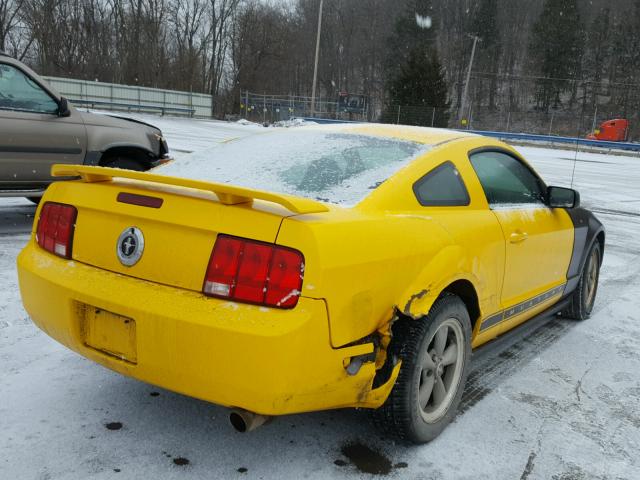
418;318;465;423
585;248;599;307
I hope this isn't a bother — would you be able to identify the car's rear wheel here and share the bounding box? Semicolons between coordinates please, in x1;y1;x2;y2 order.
563;241;601;320
102;157;146;171
373;295;471;443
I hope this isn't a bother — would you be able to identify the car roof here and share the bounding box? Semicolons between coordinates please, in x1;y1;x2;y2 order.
297;122;478;147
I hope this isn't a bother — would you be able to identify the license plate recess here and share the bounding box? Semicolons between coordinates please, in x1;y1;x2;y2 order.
81;305;137;364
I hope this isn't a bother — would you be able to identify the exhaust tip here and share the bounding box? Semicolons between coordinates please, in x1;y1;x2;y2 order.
229;411;248;432
229;408;270;432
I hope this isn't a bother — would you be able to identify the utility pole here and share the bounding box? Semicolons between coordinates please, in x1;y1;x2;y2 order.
459;34;481;124
310;0;324;117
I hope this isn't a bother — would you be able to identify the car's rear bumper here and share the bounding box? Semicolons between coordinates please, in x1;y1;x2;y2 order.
17;241;393;415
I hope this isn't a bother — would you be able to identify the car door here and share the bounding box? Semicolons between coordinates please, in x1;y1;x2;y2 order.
0;61;86;189
468;149;574;327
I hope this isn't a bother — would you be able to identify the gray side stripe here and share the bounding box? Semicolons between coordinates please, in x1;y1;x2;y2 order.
481;312;504;330
480;284;566;332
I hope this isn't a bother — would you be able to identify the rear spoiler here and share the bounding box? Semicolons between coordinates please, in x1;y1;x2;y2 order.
51;164;329;215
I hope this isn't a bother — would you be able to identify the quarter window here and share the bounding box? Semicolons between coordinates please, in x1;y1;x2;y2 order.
413;161;470;206
469;151;545;206
0;63;58;114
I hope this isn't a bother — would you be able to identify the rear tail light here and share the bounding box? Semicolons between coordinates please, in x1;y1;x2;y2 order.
36;202;78;259
203;235;304;309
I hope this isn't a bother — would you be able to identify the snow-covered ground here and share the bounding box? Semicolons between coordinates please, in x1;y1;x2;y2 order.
1;118;639;479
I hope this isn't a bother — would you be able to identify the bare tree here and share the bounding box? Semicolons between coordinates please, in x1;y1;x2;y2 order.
0;0;33;59
0;0;24;51
170;0;209;91
205;0;240;114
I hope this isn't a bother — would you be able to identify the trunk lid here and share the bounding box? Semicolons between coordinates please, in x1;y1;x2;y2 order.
47;165;328;292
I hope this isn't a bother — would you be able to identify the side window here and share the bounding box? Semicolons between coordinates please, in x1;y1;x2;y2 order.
413;161;470;206
469;151;545;206
0;63;58;114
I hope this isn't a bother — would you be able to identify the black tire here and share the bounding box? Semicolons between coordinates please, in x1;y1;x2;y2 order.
372;295;472;443
102;157;146;171
563;241;601;321
26;197;41;205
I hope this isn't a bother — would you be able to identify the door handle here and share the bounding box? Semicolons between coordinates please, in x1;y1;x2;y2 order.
510;231;529;244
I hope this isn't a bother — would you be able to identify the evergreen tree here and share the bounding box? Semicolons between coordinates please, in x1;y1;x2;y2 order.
529;0;585;111
384;48;450;127
382;0;449;126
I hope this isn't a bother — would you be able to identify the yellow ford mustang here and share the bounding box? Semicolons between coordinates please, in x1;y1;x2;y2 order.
17;125;604;443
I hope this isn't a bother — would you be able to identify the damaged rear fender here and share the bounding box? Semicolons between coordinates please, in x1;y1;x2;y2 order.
395;245;481;320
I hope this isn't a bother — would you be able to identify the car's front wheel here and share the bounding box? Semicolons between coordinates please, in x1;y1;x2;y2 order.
373;295;471;443
563;241;601;320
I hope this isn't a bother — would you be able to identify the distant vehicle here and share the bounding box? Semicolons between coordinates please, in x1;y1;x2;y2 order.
0;51;171;202
18;125;604;443
586;118;629;142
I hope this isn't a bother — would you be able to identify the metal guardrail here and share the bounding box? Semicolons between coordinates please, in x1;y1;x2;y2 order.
69;98;195;117
462;129;640;152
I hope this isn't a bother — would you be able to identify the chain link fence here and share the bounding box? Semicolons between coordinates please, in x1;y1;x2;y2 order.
456;73;640;140
379;105;450;128
378;103;636;142
457;104;633;140
235;91;634;143
235;91;369;124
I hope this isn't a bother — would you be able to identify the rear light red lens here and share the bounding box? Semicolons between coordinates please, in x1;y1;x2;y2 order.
203;234;304;309
265;249;305;308
234;242;273;303
36;202;78;259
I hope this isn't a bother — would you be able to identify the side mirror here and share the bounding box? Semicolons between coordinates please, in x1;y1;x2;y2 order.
57;97;71;117
547;186;580;209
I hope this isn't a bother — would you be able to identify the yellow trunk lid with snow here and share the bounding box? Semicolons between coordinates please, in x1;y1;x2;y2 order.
18;124;600;443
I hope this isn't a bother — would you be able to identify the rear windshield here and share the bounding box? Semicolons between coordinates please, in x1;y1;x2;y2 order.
158;129;428;206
